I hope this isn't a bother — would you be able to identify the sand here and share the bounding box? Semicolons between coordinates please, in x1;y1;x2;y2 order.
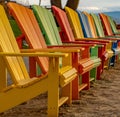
1;62;120;117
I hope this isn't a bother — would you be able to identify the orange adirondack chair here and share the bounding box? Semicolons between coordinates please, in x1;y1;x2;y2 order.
7;2;96;100
99;13;120;44
99;13;116;37
107;15;120;35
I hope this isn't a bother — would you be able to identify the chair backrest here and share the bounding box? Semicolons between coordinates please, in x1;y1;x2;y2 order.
99;13;114;36
91;13;105;37
32;5;62;45
83;12;98;38
107;15;118;34
0;5;30;84
77;10;92;38
52;6;100;58
7;2;49;74
52;6;75;42
64;7;84;39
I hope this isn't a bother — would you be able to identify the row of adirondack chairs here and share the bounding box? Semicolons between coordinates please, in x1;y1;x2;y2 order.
0;2;119;117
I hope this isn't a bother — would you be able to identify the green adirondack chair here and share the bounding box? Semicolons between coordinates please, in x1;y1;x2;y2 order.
107;16;120;35
31;5;101;88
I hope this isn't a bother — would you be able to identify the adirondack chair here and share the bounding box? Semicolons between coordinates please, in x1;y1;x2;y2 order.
99;13;120;51
91;13;120;66
77;11;114;69
0;4;79;117
107;16;120;62
51;6;107;80
99;13;120;58
31;5;102;99
7;2;93;100
99;13;115;36
83;12;98;38
107;16;120;35
77;11;93;38
99;13;120;38
51;6;103;81
64;7;113;70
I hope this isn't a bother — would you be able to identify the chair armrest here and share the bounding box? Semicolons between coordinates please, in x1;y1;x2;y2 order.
72;40;106;46
20;48;82;53
0;52;68;58
75;37;112;43
99;36;120;41
62;41;105;49
61;41;95;47
47;45;84;51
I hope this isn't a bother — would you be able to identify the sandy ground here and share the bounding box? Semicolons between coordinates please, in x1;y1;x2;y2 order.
1;62;120;117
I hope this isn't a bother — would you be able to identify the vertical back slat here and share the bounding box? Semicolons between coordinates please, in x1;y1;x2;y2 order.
0;5;30;83
7;3;49;73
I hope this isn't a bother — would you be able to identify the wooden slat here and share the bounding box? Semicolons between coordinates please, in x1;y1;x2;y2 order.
90;77;95;82
60;74;77;87
59;97;68;107
60;67;77;79
59;66;72;74
0;52;68;57
7;3;49;74
78;83;88;92
0;5;30;83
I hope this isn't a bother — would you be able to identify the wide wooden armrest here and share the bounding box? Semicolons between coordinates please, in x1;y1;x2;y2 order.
70;40;106;46
62;41;104;49
62;41;95;47
75;38;112;43
47;45;84;51
99;36;120;41
20;48;82;53
63;42;105;47
0;52;68;58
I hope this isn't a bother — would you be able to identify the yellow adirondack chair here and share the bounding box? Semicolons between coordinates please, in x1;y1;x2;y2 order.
64;7;114;69
0;5;78;117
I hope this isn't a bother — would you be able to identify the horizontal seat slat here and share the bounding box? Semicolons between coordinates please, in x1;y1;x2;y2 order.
78;83;88;92
59;97;68;107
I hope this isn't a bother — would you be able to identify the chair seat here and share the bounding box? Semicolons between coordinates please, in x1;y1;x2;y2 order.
106;49;114;58
112;48;120;55
17;77;42;88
